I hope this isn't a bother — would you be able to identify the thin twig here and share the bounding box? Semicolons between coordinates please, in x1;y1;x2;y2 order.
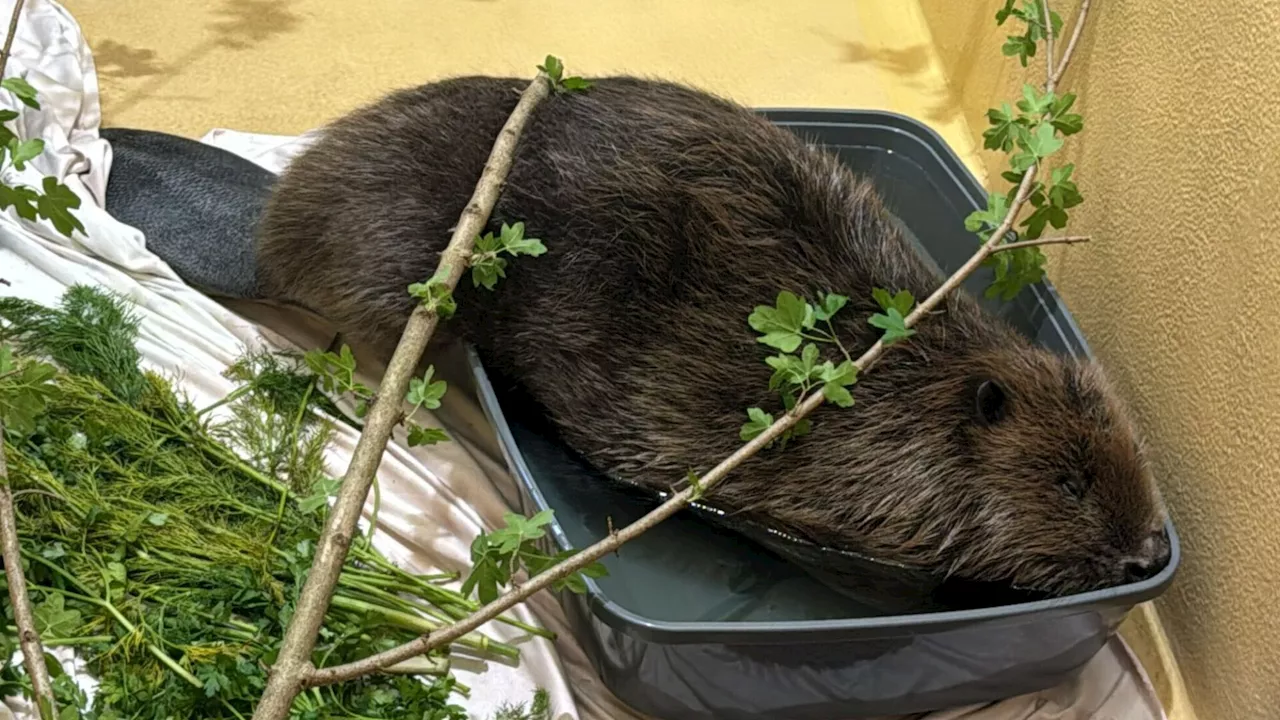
0;0;23;74
249;70;554;720
305;4;1096;685
1051;0;1091;87
992;235;1091;253
0;2;58;715
1042;0;1055;91
2;420;59;720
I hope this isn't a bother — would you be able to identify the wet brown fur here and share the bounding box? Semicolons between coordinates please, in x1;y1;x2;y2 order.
255;76;1168;596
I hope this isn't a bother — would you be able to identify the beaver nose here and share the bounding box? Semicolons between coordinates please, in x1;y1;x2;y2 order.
1122;530;1172;583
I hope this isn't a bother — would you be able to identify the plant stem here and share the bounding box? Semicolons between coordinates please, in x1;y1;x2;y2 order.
23;553;205;689
249;69;554;720
0;0;23;76
0;2;56;715
304;7;1094;685
1042;0;1055;86
1;421;59;720
1051;0;1091;89
991;235;1090;253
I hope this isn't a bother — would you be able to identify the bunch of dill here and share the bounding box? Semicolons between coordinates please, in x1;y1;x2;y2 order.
0;285;543;719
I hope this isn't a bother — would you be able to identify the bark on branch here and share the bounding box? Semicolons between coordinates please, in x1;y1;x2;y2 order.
0;1;59;717
248;72;554;720
992;235;1091;253
2;419;58;720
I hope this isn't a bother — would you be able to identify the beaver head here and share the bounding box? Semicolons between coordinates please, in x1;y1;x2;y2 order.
736;332;1171;597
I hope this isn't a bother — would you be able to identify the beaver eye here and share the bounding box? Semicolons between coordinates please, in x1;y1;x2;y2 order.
974;379;1007;426
1057;472;1088;500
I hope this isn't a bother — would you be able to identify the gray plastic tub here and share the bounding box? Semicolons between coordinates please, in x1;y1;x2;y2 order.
465;109;1180;720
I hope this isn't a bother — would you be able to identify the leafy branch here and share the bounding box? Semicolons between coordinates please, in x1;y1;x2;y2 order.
974;0;1092;302
249;57;578;720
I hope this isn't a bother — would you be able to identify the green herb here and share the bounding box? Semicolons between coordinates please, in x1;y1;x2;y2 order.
0;285;556;719
492;688;551;720
0;285;146;404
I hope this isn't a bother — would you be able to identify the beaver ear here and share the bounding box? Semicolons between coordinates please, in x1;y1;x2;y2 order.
974;379;1008;426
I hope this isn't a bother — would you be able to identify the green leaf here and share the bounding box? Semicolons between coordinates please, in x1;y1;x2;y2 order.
747;290;812;352
812;292;848;322
982;102;1026;152
34;594;81;638
1026;121;1064;158
406;424;449;447
995;0;1018;24
685;470;704;500
822;382;855;408
488;510;553;555
37;177;85;237
982;246;1047;301
1049;92;1077;117
872;288;914;316
0;183;39;220
2;76;39;109
1002;35;1036;65
965;192;1010;238
765;352;806;388
498;222;547;257
406;365;447;410
1010;149;1038;173
8;137;42;170
756;331;801;353
298;477;341;514
474;230;502;255
0;109;18;122
868;307;916;345
560;76;594;92
470;256;507;291
538;55;565;83
147;512;169;526
1048;179;1083;209
337;344;356;372
800;342;820;373
40;542;67;560
818;359;858;387
1016;84;1054;115
0;352;57;435
0;343;12;375
739;407;774;442
407;264;457;318
1052;112;1083;136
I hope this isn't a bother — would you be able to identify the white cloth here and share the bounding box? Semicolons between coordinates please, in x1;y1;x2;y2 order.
0;2;1168;719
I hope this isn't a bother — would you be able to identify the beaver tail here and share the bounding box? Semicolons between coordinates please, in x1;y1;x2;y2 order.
101;128;274;300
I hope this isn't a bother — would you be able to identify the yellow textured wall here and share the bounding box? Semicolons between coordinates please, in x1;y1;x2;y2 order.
919;2;1280;719
68;0;977;163
57;0;1247;715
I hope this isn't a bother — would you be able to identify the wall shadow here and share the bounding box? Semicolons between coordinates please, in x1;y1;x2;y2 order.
93;40;165;79
814;28;963;127
101;0;304;119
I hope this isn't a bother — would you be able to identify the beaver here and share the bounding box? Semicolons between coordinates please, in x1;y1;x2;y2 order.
112;76;1171;598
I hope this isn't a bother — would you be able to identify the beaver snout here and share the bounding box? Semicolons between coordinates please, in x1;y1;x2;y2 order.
1120;530;1172;583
